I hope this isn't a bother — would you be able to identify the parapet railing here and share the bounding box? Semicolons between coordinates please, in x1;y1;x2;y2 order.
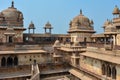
87;42;104;48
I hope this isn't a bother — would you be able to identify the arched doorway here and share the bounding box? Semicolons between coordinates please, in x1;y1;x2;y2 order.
14;56;18;66
1;57;6;67
7;57;13;67
112;66;116;79
102;64;106;75
107;65;111;77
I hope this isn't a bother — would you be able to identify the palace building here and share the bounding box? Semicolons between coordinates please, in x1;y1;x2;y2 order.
0;1;120;80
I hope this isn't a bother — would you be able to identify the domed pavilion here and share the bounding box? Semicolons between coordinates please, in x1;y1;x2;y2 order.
68;10;95;42
0;1;26;43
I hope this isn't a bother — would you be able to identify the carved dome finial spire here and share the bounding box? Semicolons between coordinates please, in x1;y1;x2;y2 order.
11;0;14;8
80;9;82;15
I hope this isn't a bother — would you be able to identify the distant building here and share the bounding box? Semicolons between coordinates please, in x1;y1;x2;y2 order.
0;1;120;80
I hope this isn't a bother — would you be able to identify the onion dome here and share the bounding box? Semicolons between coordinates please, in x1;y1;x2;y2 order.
44;21;53;29
68;9;95;33
0;1;24;27
103;19;110;28
53;40;61;48
112;5;119;15
28;21;35;29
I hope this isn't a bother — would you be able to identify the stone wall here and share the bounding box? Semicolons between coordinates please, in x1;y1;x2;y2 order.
18;53;50;65
80;56;102;75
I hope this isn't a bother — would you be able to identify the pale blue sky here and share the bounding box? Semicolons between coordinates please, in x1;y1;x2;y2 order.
0;0;119;34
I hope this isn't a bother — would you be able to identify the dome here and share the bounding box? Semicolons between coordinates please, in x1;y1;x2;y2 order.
44;21;52;29
28;21;35;29
0;1;24;27
112;5;119;15
72;10;90;26
2;8;23;20
68;10;94;32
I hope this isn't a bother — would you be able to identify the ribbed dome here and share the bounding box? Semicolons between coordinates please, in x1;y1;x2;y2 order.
0;1;24;27
112;5;119;15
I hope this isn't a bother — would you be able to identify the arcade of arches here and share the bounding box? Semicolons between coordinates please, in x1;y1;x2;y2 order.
1;56;18;67
102;63;117;79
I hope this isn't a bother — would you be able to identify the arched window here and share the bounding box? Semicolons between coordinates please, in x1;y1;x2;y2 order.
107;65;111;77
102;64;106;75
1;57;6;67
112;66;116;79
7;57;13;67
14;56;18;66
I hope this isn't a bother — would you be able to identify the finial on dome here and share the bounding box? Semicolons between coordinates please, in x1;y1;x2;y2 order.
80;9;82;15
11;0;14;8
